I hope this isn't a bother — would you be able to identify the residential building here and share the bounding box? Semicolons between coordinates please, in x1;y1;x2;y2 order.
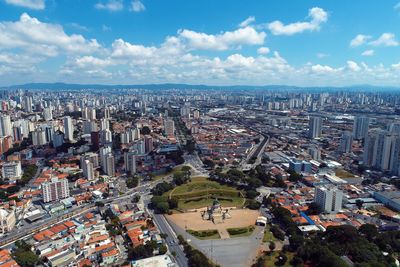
314;186;343;213
42;177;70;203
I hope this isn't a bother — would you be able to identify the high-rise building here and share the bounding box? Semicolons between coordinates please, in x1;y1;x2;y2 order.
1;161;22;181
353;116;370;140
53;130;64;148
81;159;94;180
314;186;343;213
42;177;70;203
103;153;115;176
100;118;109;131
193;110;200;120
99;146;112;167
63;116;74;141
100;129;112;145
103;107;111;119
308;116;322;139
144;135;153;153
43;107;53;121
339;131;353;153
124;151;137;174
32;129;47;146
0;115;12;137
23;96;33;113
164;118;175;137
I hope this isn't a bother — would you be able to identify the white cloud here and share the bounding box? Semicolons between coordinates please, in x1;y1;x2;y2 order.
4;0;45;10
346;60;361;71
130;0;145;12
95;0;123;11
257;47;270;55
0;13;101;56
362;49;374;56
102;25;111;32
239;16;255;28
394;2;400;10
310;64;337;74
349;34;371;47
369;33;399;47
178;26;266;51
268;7;328;35
316;52;329;58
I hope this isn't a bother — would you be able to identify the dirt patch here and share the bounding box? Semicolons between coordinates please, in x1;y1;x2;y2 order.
166;209;260;239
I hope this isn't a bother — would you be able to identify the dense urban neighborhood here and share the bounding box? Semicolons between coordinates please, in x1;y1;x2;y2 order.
0;87;398;267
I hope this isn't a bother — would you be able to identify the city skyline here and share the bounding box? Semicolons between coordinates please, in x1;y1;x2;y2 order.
1;0;400;86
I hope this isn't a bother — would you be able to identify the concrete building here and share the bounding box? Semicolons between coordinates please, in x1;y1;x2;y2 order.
0;115;12;137
314;186;343;213
164;118;175;137
42;177;70;203
124;151;137;174
339;131;353;153
353;116;369;140
103;153;115;176
43;107;53;121
308;116;322;139
63;116;74;141
32;129;47;146
81;159;95;180
1;161;22;181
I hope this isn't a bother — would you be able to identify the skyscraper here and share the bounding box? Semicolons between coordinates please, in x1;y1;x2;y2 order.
164;118;175;137
308;116;322;139
353;116;370;140
81;159;95;180
124;151;137;174
338;131;353;154
0;115;12;137
63;116;74;141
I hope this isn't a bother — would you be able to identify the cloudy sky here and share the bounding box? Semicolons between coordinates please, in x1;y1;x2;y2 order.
0;0;400;86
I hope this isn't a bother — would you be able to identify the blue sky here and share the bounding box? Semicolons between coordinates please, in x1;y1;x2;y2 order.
0;0;400;86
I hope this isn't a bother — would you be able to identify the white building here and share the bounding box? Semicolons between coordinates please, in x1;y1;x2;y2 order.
124;151;137;174
42;177;70;203
353;116;369;140
81;159;94;180
103;153;115;176
0;114;12;137
314;186;343;213
43;107;53;121
63;116;74;141
1;161;22;181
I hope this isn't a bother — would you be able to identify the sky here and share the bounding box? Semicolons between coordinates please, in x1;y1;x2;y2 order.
0;0;400;87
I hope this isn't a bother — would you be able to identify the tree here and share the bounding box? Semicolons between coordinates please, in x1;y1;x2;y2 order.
359;224;378;241
269;241;276;252
307;202;322;215
141;126;151;135
159;244;167;254
168;197;179;209
12;240;39;267
126;176;139;188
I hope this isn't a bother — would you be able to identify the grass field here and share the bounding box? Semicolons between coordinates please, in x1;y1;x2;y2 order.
262;225;277;243
186;229;221;240
227;225;255;238
165;176;246;210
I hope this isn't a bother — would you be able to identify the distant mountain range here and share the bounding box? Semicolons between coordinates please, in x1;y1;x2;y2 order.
1;82;400;91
